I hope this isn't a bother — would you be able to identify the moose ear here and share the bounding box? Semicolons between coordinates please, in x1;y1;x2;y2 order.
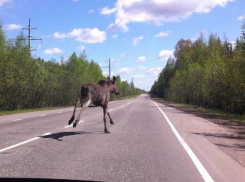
113;76;116;82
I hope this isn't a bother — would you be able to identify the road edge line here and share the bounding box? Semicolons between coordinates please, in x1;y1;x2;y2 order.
153;101;214;182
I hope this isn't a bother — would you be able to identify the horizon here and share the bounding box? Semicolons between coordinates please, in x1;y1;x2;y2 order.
1;0;245;91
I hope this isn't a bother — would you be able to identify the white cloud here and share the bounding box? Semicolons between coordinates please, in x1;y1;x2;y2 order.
136;56;146;62
117;67;134;75
157;50;174;61
133;35;143;46
119;53;126;59
106;19;129;32
54;28;106;43
88;9;94;13
111;53;126;62
0;0;10;7
54;32;67;38
4;24;22;31
78;45;85;50
75;28;106;43
134;75;145;78
44;48;63;54
104;0;234;32
155;31;171;38
138;66;148;70
102;71;115;77
68;28;84;37
190;29;206;41
238;14;245;21
100;6;117;15
146;67;163;76
112;34;118;39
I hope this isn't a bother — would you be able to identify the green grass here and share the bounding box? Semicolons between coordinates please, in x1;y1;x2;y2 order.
152;97;245;123
0;106;72;116
0;94;141;116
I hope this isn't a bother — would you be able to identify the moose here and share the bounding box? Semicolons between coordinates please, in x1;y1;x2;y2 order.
68;76;120;133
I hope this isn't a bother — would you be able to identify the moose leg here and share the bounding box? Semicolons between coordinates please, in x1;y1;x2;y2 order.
68;98;80;125
107;111;114;125
103;107;110;133
73;99;91;128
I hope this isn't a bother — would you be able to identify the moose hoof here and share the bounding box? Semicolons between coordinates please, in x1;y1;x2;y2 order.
73;122;78;128
104;130;110;134
68;120;73;125
68;116;75;125
110;121;114;125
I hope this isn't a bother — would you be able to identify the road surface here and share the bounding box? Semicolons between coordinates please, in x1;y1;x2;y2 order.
0;94;245;182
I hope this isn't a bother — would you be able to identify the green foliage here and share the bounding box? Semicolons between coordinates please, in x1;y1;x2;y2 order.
151;21;245;114
0;22;145;111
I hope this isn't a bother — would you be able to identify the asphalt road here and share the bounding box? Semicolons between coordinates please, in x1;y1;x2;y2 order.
0;94;245;182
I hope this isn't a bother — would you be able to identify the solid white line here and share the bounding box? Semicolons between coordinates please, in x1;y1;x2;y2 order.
39;115;46;117
12;119;22;121
64;120;84;128
0;132;51;153
153;101;214;182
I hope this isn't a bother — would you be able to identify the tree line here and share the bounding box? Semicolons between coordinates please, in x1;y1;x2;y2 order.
0;22;145;111
151;21;245;114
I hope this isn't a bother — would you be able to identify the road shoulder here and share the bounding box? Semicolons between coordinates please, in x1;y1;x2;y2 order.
153;98;245;169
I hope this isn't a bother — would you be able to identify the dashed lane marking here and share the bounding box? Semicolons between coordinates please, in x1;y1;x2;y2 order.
0;132;51;153
64;120;84;128
12;119;22;121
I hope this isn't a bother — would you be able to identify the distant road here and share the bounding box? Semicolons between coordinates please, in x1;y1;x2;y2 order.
0;94;245;182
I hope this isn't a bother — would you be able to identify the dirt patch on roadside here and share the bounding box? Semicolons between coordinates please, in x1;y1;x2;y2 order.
153;98;245;167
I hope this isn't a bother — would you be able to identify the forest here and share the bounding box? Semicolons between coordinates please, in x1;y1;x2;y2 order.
0;22;145;111
151;21;245;114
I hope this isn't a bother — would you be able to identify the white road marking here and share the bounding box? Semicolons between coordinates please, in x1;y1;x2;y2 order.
108;109;114;112
39;115;46;117
122;105;125;108
0;132;51;153
64;120;84;128
154;102;214;182
109;97;139;104
12;119;22;121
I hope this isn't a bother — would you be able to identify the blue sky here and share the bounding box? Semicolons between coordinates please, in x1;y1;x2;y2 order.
1;0;245;91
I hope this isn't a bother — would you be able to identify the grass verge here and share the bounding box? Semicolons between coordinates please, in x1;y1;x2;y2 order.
152;97;245;123
0;106;73;116
0;94;140;116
